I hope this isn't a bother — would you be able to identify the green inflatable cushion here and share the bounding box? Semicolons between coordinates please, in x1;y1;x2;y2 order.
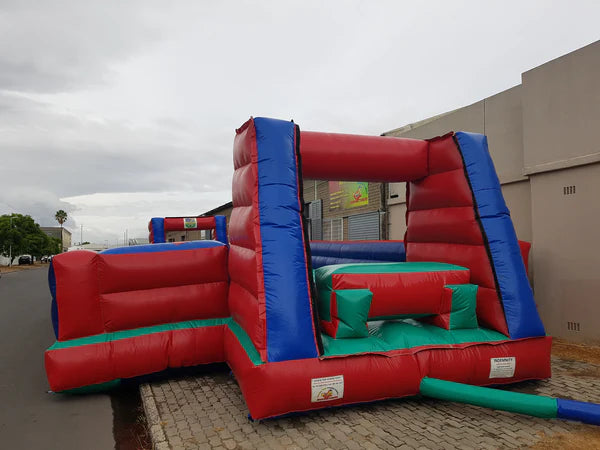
334;289;373;339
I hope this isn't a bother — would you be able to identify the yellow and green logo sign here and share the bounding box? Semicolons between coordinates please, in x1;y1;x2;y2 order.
329;181;369;210
183;218;198;229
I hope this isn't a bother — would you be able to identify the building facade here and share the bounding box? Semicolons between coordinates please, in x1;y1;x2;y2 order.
383;41;600;343
40;226;72;252
165;229;205;242
303;181;386;241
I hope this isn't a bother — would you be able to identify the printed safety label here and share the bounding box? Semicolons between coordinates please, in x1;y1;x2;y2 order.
489;357;516;378
311;375;344;402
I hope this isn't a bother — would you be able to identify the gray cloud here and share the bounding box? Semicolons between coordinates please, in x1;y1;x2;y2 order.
0;189;77;229
0;93;233;197
0;0;162;93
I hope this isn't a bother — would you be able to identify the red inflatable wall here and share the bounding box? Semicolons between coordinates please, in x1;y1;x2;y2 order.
328;268;470;319
301;131;428;181
47;325;226;392
405;134;509;335
52;246;229;341
228;120;268;360
226;329;551;419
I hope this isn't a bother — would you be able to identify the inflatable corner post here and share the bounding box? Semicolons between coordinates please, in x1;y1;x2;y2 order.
44;117;600;426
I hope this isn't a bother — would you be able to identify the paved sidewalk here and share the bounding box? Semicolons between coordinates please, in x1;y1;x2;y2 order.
141;357;600;450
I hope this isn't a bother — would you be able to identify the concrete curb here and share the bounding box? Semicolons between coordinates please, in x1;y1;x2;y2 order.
140;384;169;450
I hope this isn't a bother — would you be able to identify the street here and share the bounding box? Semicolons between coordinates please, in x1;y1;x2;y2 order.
0;267;114;449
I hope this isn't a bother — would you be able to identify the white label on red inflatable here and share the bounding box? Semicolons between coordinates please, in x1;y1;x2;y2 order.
489;357;516;378
311;375;344;402
184;218;197;229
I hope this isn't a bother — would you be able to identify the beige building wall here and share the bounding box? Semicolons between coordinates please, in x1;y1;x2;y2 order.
62;229;72;251
529;163;600;343
41;227;72;252
166;230;204;242
385;85;532;245
522;41;600;173
522;41;600;343
499;181;532;243
484;86;527;183
387;202;407;240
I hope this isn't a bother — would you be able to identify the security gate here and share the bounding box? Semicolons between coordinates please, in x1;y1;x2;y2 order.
348;211;380;240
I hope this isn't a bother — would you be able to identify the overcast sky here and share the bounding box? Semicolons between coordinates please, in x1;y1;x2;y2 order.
1;0;598;245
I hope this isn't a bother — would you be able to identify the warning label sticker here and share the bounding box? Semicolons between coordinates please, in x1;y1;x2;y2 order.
489;357;516;378
311;375;344;403
183;218;198;229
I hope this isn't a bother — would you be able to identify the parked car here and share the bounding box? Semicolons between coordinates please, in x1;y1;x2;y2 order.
18;255;33;265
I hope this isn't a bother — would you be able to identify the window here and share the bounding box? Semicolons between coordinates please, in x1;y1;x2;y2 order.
307;200;322;240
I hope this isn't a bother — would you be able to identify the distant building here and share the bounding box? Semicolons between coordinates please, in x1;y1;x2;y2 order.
165;229;204;242
128;237;150;246
68;243;107;252
202;202;233;221
303;181;385;241
40;227;72;252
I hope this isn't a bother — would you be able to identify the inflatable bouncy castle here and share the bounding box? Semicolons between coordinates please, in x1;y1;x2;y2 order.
45;117;600;424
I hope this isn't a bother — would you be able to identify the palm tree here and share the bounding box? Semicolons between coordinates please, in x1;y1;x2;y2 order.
55;210;67;252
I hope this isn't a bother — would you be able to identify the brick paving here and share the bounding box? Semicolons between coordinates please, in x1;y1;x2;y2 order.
141;357;600;449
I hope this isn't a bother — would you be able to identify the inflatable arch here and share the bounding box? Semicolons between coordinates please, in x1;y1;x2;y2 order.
148;215;228;244
44;117;600;424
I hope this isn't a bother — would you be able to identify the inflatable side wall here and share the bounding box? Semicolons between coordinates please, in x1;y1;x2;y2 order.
309;240;531;275
310;240;406;268
228;118;318;362
46;241;229;391
405;133;544;338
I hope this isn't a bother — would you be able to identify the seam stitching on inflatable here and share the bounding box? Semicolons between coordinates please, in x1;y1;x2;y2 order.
296;124;324;356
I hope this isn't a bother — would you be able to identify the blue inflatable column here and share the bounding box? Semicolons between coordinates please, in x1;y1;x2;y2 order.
455;132;545;339
150;218;166;244
254;117;319;362
214;215;228;245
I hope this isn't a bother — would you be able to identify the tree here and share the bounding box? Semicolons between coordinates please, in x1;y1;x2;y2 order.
0;214;23;265
55;210;68;253
0;214;57;263
43;237;61;256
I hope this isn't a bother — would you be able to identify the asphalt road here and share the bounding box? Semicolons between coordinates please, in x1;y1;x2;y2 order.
0;267;114;449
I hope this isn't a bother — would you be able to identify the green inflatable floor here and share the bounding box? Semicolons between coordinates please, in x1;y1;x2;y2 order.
321;319;508;357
